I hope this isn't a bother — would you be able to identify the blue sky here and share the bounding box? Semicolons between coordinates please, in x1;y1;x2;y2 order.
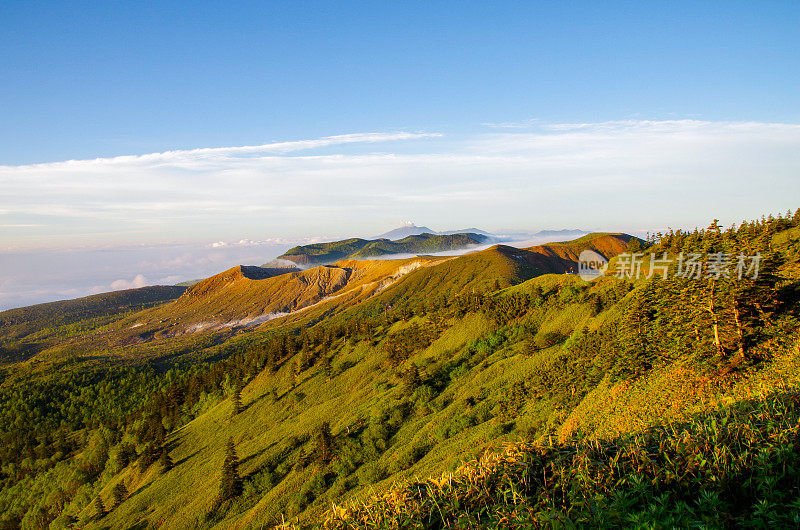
1;1;799;309
2;1;798;164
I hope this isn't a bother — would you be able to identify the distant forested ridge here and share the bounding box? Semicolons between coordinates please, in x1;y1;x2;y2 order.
266;232;491;267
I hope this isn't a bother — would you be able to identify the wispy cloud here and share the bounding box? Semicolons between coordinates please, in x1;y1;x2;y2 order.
1;132;441;170
482;118;540;129
0;121;798;253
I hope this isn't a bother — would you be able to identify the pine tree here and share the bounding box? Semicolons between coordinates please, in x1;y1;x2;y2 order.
231;380;242;416
727;250;781;360
218;439;242;502
315;421;334;465
626;237;643;253
137;444;160;472
93;496;106;519
320;355;332;380
265;349;278;373
617;282;656;378
402;363;421;390
590;295;603;316
159;448;173;471
112;482;128;507
117;443;133;468
501;381;527;417
140;412;166;444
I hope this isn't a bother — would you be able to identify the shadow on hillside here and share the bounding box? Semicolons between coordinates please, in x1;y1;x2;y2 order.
0;341;45;365
239;441;280;473
172;448;202;468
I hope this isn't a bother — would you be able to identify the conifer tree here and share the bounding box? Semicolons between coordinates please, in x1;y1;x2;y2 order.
265;349;278;373
112;482;128;507
501;381;527;417
315;421;334;465
159;448;173;471
727;250;781;360
138;444;160;472
403;363;421;390
218;439;242;502
626;237;643;253
590;295;603;316
93;496;106;519
320;355;333;380
231;382;242;416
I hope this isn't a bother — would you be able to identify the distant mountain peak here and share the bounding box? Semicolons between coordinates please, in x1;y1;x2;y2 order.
374;224;436;240
534;229;588;237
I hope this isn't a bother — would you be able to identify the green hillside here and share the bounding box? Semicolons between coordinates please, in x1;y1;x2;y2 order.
0;286;187;368
0;285;187;341
1;214;799;528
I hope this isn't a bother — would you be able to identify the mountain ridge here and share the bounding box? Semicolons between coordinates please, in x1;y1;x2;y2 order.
265;232;491;268
3;216;798;528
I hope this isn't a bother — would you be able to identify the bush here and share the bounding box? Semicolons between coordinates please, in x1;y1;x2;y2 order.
357;461;385;486
534;330;567;349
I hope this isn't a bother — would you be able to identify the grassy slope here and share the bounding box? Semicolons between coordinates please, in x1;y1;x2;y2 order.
324;389;800;528
0;285;187;343
12;229;800;528
92;267;800;528
63;235;635;527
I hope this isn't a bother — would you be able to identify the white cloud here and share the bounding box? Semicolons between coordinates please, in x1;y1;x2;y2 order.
208;236;331;249
0;239;300;309
1;132;441;171
0;122;798;251
482;118;540;129
156;275;183;285
110;274;148;290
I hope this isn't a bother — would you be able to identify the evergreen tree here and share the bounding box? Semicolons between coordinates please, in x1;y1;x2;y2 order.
265;349;278;373
117;443;134;468
626;237;643;253
140;412;166;444
218;439;242;502
112;482;128;507
137;444;160;472
315;421;334;465
726;250;781;360
402;363;421;389
501;381;527;417
617;282;656;378
320;355;333;380
231;382;242;416
93;496;106;519
159;448;173;471
590;295;603;316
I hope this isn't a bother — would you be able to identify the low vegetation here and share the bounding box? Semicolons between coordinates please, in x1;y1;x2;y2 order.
0;210;797;528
